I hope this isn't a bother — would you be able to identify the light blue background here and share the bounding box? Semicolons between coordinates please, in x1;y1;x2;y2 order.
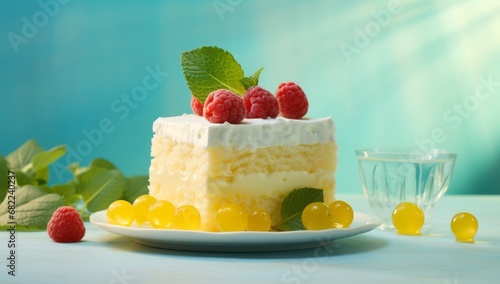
1;0;499;194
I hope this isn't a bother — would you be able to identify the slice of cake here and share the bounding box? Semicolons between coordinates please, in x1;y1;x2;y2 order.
148;114;337;231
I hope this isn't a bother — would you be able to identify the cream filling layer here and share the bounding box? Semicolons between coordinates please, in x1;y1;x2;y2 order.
150;171;333;199
207;172;333;198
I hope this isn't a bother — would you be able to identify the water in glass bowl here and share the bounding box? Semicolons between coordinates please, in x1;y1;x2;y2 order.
356;148;456;230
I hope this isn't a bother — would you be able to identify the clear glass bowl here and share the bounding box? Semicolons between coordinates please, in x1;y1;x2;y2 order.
355;147;457;230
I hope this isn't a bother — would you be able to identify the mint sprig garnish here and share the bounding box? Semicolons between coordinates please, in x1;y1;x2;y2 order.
240;67;264;90
181;46;264;103
0;139;149;230
272;187;324;231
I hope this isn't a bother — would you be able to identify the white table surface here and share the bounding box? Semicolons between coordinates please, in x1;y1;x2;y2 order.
1;194;499;284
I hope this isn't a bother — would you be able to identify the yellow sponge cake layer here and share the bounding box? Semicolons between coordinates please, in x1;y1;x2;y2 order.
149;114;337;231
208;143;336;176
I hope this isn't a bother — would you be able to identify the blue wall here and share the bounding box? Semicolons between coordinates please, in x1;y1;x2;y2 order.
1;0;499;194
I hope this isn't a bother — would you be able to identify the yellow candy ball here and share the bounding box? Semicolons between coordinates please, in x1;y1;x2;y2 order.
302;202;333;230
451;212;478;243
392;202;424;235
173;205;201;230
107;200;135;226
329;200;354;228
216;204;247;232
148;200;175;229
133;195;157;225
246;208;272;232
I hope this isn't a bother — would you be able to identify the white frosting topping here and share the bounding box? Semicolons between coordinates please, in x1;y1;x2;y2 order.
152;114;335;148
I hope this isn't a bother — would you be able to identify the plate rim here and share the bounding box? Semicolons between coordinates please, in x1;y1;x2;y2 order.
90;210;382;252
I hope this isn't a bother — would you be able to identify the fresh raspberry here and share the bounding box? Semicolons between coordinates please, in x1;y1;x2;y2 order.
190;96;204;116
275;82;309;119
243;86;279;119
203;89;246;124
47;206;85;243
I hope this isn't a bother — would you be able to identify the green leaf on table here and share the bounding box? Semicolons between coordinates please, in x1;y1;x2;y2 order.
90;158;117;170
272;188;324;231
181;46;246;102
0;185;63;230
77;167;126;213
35;166;49;185
240;67;264;90
5;140;65;186
46;183;79;205
0;156;8;202
6;139;44;171
0;139;151;226
68;162;80;174
69;163;90;179
31;145;66;172
72;158;117;182
122;175;149;203
15;170;36;186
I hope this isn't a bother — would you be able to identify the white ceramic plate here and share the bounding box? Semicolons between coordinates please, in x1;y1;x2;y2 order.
90;210;382;252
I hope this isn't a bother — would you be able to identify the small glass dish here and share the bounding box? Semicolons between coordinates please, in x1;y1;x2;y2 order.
355;147;457;231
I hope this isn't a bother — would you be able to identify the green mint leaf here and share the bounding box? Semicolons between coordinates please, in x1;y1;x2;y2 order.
122;175;149;203
46;183;79;206
272;187;324;231
0;156;7;202
0;185;63;230
181;46;246;102
71;159;117;196
77;167;126;213
90;158;117;170
240;67;264;90
68;162;80;174
6;139;43;171
14;170;36;186
5;141;65;186
31;145;66;172
30;144;66;185
34;166;49;185
70;164;90;178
